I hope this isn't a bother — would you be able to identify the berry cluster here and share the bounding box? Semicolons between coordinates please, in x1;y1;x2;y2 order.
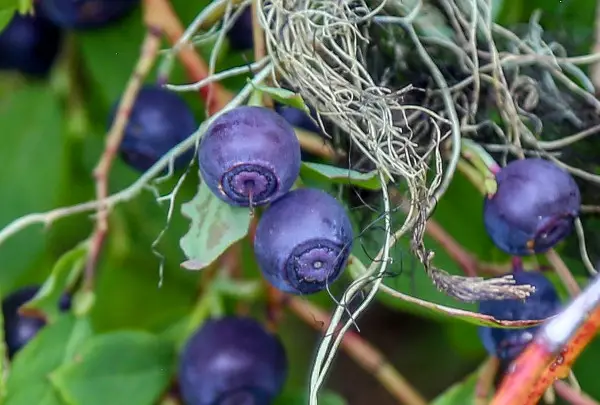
199;106;354;295
478;157;580;366
0;1;140;77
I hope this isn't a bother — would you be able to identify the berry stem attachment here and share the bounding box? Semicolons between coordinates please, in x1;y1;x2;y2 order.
85;28;162;292
460;138;500;196
287;297;428;405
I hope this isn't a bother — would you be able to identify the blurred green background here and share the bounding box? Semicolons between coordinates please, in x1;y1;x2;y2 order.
0;0;599;404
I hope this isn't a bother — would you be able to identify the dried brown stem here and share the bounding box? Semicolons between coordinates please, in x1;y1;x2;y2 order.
85;29;162;291
288;297;428;405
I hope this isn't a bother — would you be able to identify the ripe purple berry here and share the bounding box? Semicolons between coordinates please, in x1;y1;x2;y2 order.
478;270;561;363
38;0;140;29
108;85;197;172
254;188;354;295
483;158;581;256
198;106;301;207
2;286;72;359
226;6;253;51
0;12;62;77
178;316;288;405
274;104;321;135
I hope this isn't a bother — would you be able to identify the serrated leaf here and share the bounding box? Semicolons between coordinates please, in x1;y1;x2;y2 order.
300;162;383;190
430;367;481;405
4;315;93;405
21;242;88;323
50;331;175;405
348;256;546;329
247;81;310;112
179;182;251;271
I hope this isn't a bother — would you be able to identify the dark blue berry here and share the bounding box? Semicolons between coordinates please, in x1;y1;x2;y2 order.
198;106;301;207
483;158;581;256
178;316;288;405
108;85;198;173
478;270;561;363
254;188;354;295
0;12;62;77
274;104;321;135
2;285;72;359
38;0;139;30
226;6;253;51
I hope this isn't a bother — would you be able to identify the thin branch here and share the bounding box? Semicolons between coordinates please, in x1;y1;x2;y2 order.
554;380;600;405
144;0;233;114
490;272;600;405
589;0;600;91
545;249;582;296
475;356;499;405
85;29;162;291
0;65;274;251
288;297;428;405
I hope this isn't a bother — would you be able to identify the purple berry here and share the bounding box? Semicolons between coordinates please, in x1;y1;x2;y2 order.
2;285;72;359
226;6;253;51
478;270;561;363
178;317;287;405
483;158;581;256
108;85;198;173
198;106;301;207
0;12;62;77
38;0;139;30
274;104;321;135
254;188;354;295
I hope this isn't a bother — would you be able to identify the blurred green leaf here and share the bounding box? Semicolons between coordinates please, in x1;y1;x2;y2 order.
5;315;93;405
22;242;88;323
16;0;32;13
0;83;65;293
300;162;382;190
430;367;481;405
275;389;347;405
50;331;175;405
0;7;14;33
179;182;251;271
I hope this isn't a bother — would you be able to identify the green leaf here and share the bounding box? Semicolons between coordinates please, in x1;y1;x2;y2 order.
246;81;310;112
0;289;6;401
275;389;347;405
16;0;33;13
22;242;88;323
0;83;66;293
300;162;383;190
0;7;15;33
430;367;482;405
5;315;93;405
179;182;251;271
50;331;175;405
